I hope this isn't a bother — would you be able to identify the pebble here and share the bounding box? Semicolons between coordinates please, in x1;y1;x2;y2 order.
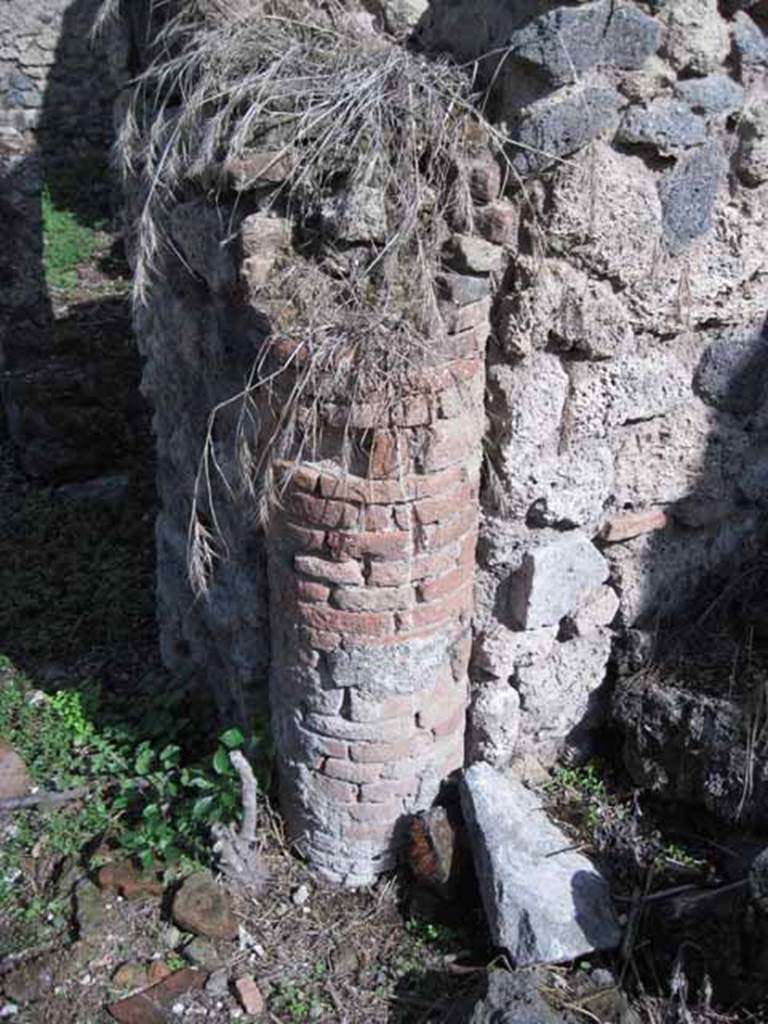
291;884;310;906
172;1002;185;1015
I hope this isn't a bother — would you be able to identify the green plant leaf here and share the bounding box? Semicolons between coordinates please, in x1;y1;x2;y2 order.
219;727;245;750
212;746;230;775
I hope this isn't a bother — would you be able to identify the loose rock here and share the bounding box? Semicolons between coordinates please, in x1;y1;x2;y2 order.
171;872;239;941
460;764;621;966
234;976;265;1016
0;741;30;799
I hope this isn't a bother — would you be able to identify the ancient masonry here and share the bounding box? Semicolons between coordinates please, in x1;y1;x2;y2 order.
265;294;488;883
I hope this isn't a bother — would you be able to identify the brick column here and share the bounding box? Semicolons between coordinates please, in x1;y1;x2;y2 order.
266;298;488;885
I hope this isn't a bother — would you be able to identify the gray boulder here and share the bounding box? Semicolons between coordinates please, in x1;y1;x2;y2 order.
461;764;621;965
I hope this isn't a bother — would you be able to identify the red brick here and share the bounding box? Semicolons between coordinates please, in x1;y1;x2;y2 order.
306;771;359;804
304;712;414;744
440;298;492;336
361;777;419;803
458;531;478;566
346;821;394;842
405;356;483;395
417;690;465;731
289;491;361;530
348;691;416;723
294;726;348;760
476;200;518;246
297;580;331;603
368;430;410;479
417;565;471;602
326;529;411;562
318;473;411;504
298;625;341;651
272;460;320;494
349;733;432;764
295;554;364;586
333;584;414;613
348;799;399;823
298;603;395;638
320;399;384;430
363;505;395;531
277;522;327;552
413;484;473;525
601;509;668;543
403;582;473;630
392;505;413;530
322;758;384;784
421;416;482;472
420;508;477;552
469;157;502;203
368;545;461;587
389;394;434;427
432;702;467;738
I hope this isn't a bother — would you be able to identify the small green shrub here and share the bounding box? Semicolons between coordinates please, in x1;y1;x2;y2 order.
42;184;98;290
0;662;256;887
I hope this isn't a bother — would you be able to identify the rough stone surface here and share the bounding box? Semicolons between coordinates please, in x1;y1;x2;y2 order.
468;683;520;768
0;741;31;799
736;104;768;186
659;0;731;75
461;764;621;966
509;535;609;630
171;873;239;941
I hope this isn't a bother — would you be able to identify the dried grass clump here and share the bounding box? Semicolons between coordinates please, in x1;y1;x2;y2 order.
115;0;501;592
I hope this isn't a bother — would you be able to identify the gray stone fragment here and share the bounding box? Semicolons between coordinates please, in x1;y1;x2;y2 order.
618;99;707;152
736;103;768;185
448;235;505;275
659;143;725;253
321;184;387;244
467;968;566;1024
732;12;768;66
510;80;621;177
468;682;521;768
660;0;730;75
602;4;662;69
694;322;768;414
374;0;428;35
461;764;621;965
676;74;745;115
509;534;609;630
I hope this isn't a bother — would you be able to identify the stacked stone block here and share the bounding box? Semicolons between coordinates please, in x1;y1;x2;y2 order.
265;302;488;884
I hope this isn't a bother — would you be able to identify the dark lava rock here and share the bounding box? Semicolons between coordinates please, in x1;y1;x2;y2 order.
676;74;745;115
613;672;768;827
466;969;566;1024
693;320;768;415
511;80;620;177
618;99;707;152
659;142;724;253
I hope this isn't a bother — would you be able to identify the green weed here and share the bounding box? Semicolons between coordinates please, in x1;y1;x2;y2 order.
42;185;99;290
0;660;265;947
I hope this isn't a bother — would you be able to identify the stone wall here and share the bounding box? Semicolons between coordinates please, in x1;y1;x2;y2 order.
411;0;768;775
131;0;767;882
0;0;121;153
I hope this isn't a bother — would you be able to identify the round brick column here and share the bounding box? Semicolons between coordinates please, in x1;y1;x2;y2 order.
266;299;489;885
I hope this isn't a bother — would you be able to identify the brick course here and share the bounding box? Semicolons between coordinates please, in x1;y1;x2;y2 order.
267;305;488;886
